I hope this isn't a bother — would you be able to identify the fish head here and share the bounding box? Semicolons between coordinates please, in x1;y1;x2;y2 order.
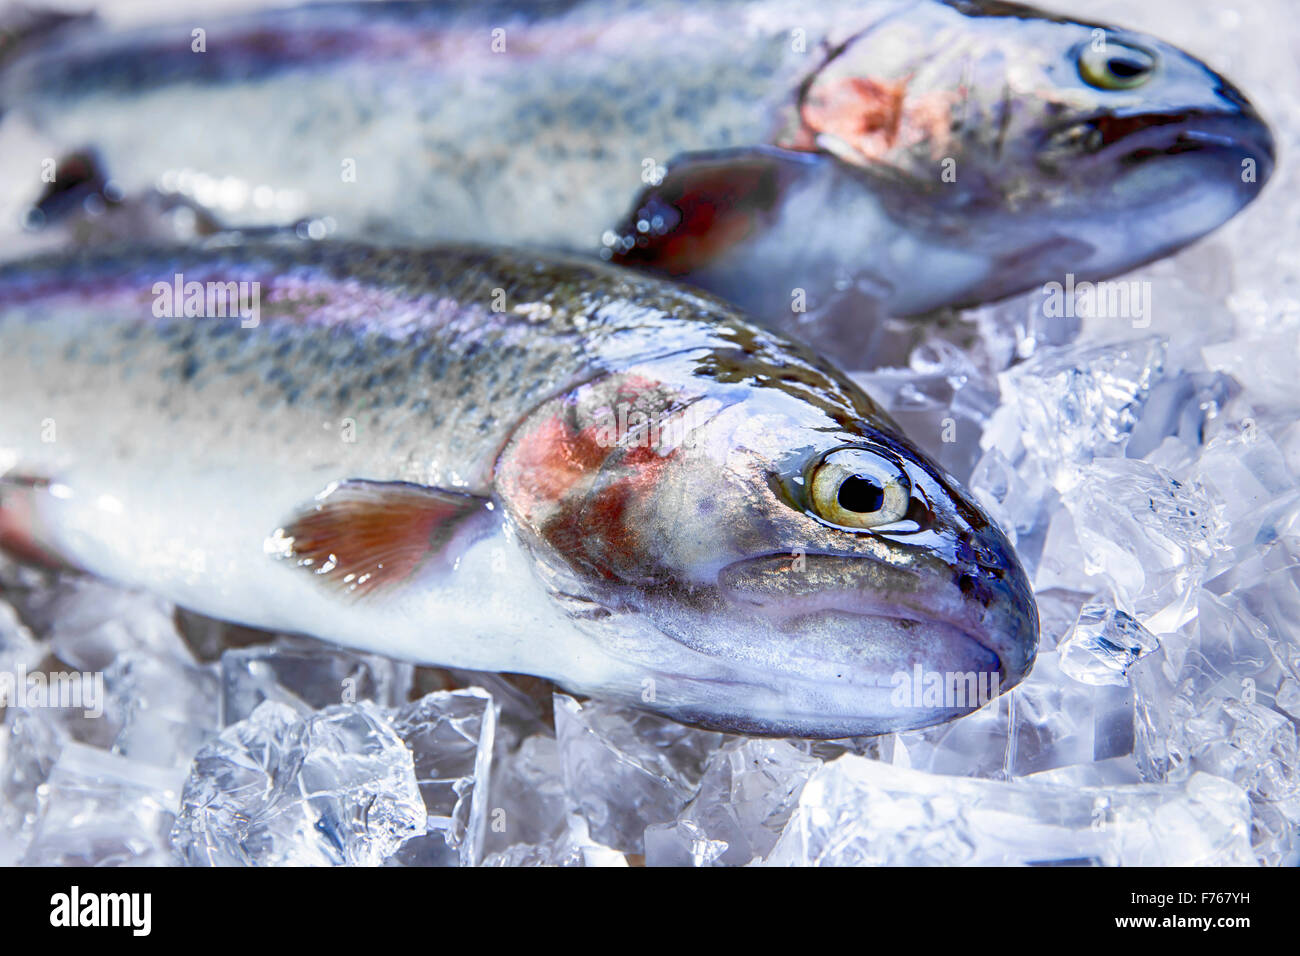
790;0;1274;309
497;336;1037;737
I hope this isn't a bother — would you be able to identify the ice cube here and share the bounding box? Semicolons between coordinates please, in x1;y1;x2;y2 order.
965;287;1080;368
1058;603;1161;686
1194;590;1274;683
891;693;1011;779
3;648;214;804
106;651;220;768
1204;334;1300;414
1189;697;1297;804
1192;424;1299;570
892;648;1136;780
479;813;627;867
2;667;118;767
649;738;822;866
999;336;1167;487
553;694;723;853
171;700;424;866
1125;371;1238;460
438;670;555;740
643;818;728;867
482;733;568;856
1252;799;1300;867
0;597;40;676
219;638;411;725
388;689;495;867
1132;590;1300;868
1221;565;1300;669
1026;757;1144;787
0;707;63;847
113;712;217;773
1034;588;1092;652
1032;506;1108;596
967;447;1054;559
22;741;181;866
1011;651;1137;774
36;577;190;673
764;756;1254;866
1063;459;1222;634
1277;678;1300;718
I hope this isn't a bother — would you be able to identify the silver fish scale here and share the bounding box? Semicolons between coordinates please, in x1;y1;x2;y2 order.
0;242;775;492
1;0;841;246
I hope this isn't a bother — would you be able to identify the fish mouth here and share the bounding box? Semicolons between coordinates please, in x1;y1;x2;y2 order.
1043;108;1276;178
690;550;1038;736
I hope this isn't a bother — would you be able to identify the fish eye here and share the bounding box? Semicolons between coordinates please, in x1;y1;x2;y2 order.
1078;41;1157;91
807;446;910;530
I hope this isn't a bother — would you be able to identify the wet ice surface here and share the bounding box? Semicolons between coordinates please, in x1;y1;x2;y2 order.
171;700;425;866
2;0;1300;865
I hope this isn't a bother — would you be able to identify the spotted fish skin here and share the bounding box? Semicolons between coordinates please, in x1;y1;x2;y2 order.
3;0;827;246
0;0;1274;356
0;241;1036;737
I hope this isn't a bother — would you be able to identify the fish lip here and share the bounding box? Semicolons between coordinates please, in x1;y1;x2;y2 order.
714;550;1032;691
1042;108;1276;173
626;549;1038;738
637;630;1005;739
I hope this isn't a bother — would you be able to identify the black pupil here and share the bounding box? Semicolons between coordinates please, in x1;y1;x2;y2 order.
837;475;885;514
1109;56;1147;79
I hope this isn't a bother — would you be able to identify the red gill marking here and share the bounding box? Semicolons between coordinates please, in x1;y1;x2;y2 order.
577;440;679;578
791;74;957;165
800;76;908;159
499;377;692;583
497;408;611;526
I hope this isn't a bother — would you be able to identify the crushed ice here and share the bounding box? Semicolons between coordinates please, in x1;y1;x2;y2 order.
2;0;1300;866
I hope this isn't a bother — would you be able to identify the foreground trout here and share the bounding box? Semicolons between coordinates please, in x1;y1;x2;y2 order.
1;0;1274;351
0;242;1036;737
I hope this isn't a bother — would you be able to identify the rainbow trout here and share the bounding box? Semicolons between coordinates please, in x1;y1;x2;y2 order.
0;0;1275;352
0;242;1037;737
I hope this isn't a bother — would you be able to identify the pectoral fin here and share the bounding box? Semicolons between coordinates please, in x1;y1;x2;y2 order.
31;150;307;246
608;146;826;277
267;480;494;597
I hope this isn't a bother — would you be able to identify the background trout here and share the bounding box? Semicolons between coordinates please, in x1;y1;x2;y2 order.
0;0;1275;356
0;241;1037;737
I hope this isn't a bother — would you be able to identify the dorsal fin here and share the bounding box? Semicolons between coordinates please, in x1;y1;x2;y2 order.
266;480;492;597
